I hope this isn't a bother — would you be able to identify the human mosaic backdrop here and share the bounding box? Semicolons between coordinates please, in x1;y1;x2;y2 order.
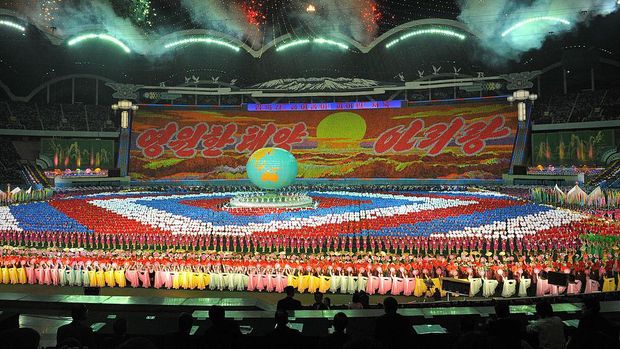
129;102;517;180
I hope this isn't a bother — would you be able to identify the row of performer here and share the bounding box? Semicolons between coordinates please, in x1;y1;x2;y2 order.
0;221;607;254
0;264;616;297
0;259;618;298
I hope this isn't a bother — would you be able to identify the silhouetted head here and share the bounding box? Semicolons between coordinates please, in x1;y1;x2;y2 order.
209;305;225;324
285;286;295;297
275;310;289;327
71;304;88;322
314;292;324;303
535;301;554;318
333;312;348;333
494;301;510;319
383;297;398;315
178;313;193;334
359;291;370;307
324;297;331;308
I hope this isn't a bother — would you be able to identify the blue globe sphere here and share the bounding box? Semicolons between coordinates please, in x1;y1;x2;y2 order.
246;148;298;190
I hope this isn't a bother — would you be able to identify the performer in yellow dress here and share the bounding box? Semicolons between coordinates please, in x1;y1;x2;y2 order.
414;277;428;297
114;269;126;288
318;275;331;294
602;277;616;292
17;266;27;284
104;268;116;288
96;269;106;288
180;270;190;289
172;272;180;289
8;265;18;284
287;274;299;288
308;274;321;293
89;269;97;287
1;266;9;284
297;274;310;293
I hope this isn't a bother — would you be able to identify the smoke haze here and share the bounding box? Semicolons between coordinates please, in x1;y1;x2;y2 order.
458;0;618;59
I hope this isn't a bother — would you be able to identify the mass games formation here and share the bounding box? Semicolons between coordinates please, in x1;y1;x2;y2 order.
1;147;619;298
3;1;620;347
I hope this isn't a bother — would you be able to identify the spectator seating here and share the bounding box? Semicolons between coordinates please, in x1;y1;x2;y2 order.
532;89;620;124
0;140;25;186
0;102;119;132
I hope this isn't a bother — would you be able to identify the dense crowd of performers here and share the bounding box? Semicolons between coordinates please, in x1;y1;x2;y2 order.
0;186;619;298
0;245;618;297
0;216;619;297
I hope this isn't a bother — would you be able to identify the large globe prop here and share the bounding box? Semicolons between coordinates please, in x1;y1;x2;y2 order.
246;148;298;190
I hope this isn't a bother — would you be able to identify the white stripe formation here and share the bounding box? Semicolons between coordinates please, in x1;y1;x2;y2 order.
434;208;585;239
0;206;23;231
89;191;477;236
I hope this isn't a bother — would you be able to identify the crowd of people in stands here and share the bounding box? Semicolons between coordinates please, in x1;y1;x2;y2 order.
531;89;620;124
0;296;617;349
0;101;117;131
0;140;25;186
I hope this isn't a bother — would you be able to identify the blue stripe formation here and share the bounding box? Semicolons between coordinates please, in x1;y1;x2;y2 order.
9;202;91;232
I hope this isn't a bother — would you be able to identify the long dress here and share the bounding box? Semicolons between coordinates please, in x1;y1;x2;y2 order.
329;274;341;294
602;277;616;292
114;269;127;288
403;277;414;296
391;277;404;295
501;279;517;298
17;267;27;284
469;278;483;297
517;278;531;297
25;266;35;284
567;280;582;295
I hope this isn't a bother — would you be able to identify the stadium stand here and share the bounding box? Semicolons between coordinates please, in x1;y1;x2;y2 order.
532;89;620;124
0;140;25;186
0;102;119;132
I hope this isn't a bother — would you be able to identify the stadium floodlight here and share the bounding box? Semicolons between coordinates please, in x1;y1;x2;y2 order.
501;17;571;37
0;19;26;32
68;33;131;53
385;28;466;49
276;39;311;52
164;37;240;52
313;38;348;50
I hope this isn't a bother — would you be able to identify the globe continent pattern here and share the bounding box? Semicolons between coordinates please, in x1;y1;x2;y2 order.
246;147;298;190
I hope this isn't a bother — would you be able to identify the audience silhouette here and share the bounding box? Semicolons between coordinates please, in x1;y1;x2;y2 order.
374;297;415;349
276;285;302;311
56;304;94;349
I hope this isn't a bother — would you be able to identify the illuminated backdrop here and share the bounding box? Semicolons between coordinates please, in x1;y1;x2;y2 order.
129;102;517;180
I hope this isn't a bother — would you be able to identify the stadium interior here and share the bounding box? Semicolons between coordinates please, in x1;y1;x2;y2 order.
1;1;620;349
